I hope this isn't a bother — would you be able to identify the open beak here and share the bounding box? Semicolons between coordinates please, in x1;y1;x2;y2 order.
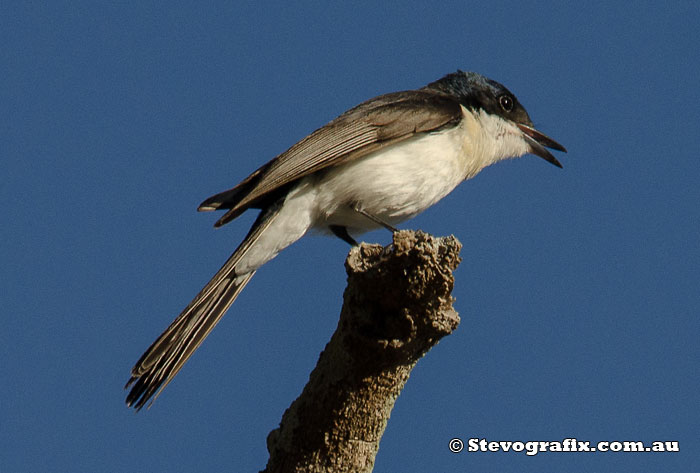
517;123;567;168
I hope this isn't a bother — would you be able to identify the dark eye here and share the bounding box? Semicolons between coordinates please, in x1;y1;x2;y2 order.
499;95;514;112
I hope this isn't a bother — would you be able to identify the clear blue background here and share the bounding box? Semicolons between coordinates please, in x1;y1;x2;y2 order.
2;1;697;471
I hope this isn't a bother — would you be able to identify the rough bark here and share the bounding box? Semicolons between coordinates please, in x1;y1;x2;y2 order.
262;230;462;473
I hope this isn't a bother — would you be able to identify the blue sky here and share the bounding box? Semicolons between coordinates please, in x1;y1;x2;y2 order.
2;2;698;471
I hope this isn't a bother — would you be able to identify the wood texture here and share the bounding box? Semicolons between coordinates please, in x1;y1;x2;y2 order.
262;230;462;472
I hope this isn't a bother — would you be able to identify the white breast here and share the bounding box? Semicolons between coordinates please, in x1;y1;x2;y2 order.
308;106;503;233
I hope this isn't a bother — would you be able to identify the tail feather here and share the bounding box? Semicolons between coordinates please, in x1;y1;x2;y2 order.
125;203;282;410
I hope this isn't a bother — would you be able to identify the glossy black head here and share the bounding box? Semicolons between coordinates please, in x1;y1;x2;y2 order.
424;71;533;124
423;71;567;167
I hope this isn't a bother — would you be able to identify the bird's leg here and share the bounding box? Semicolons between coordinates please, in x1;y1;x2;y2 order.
329;225;358;246
350;203;399;233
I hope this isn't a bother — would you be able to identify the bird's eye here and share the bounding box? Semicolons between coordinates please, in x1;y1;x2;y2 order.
499;95;514;112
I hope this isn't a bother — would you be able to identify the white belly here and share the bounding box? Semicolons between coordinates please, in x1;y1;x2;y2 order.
310;122;476;233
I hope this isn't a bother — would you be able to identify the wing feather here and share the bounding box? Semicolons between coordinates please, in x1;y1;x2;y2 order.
199;90;462;227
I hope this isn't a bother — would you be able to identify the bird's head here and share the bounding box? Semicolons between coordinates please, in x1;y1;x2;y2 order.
424;70;566;167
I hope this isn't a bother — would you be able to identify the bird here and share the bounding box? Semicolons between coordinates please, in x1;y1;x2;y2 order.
125;70;566;409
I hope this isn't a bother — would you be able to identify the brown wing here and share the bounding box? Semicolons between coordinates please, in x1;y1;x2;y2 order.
198;89;463;227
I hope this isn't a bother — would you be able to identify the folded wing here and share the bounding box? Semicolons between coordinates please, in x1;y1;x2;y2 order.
198;90;463;227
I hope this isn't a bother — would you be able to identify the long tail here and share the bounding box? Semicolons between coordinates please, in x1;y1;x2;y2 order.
125;203;282;410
